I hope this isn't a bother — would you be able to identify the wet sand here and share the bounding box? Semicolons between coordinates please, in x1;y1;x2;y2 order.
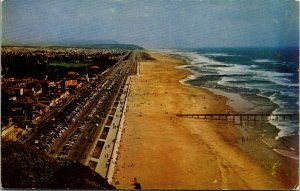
112;52;296;189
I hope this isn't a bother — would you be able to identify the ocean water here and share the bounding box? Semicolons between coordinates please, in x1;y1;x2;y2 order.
164;47;299;139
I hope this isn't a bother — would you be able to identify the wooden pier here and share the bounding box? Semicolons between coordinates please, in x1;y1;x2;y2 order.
176;113;299;121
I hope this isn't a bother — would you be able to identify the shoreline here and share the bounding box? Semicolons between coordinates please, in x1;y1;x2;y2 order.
171;51;299;180
169;50;297;141
171;51;299;160
112;51;298;189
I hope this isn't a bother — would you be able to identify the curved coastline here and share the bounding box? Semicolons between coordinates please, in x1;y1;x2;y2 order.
167;51;299;188
113;50;298;189
167;51;299;161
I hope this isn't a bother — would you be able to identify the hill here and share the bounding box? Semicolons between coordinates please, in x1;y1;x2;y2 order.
45;43;143;50
1;140;115;189
3;39;143;50
88;43;143;50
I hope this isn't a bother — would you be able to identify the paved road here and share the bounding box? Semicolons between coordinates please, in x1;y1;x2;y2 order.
22;50;140;164
63;57;137;162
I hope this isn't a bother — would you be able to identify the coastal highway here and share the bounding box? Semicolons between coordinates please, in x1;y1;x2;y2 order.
23;50;140;162
66;59;137;162
55;57;137;160
128;49;142;61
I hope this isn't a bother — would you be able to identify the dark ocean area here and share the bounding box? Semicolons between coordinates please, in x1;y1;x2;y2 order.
165;47;299;139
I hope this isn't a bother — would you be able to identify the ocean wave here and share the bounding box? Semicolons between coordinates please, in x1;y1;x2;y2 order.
272;120;299;138
169;50;231;67
280;90;299;98
203;53;240;57
252;59;278;63
265;91;299;138
164;49;299;139
217;76;275;92
217;64;253;76
172;50;298;95
217;76;253;89
186;74;199;80
269;92;298;112
270;120;299;140
252;70;298;87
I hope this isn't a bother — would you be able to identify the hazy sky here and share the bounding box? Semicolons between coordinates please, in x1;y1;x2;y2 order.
2;0;299;48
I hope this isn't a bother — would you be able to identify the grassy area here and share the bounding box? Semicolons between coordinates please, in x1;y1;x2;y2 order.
50;62;92;68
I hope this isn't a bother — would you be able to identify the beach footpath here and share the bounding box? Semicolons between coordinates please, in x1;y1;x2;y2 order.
111;51;294;189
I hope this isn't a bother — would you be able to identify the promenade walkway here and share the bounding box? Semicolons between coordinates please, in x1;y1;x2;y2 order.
87;77;131;182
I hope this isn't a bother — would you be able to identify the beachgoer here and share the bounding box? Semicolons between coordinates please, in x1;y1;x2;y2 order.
132;180;141;189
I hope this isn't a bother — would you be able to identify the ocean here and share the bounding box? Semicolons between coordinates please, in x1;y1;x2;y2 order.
164;47;299;139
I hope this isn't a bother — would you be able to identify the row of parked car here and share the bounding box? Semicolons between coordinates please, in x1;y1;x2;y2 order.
55;79;117;162
33;76;105;154
32;59;133;163
56;93;108;162
34;125;69;153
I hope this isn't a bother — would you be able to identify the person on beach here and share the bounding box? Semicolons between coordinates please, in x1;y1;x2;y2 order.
132;177;142;190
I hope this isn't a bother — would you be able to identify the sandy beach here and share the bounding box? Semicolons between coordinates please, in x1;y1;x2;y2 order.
112;51;297;189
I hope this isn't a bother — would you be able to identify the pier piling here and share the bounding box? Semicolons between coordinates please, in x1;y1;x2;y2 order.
176;113;298;122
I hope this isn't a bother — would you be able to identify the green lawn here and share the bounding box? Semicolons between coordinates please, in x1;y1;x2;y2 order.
49;62;92;68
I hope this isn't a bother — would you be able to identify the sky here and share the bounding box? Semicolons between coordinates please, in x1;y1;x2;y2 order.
2;0;299;48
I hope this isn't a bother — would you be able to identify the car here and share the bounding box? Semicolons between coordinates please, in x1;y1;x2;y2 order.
62;145;70;150
73;135;79;139
58;155;66;159
60;150;68;155
69;141;75;145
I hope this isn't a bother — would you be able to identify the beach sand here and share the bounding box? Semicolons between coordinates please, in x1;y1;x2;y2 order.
112;52;297;189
